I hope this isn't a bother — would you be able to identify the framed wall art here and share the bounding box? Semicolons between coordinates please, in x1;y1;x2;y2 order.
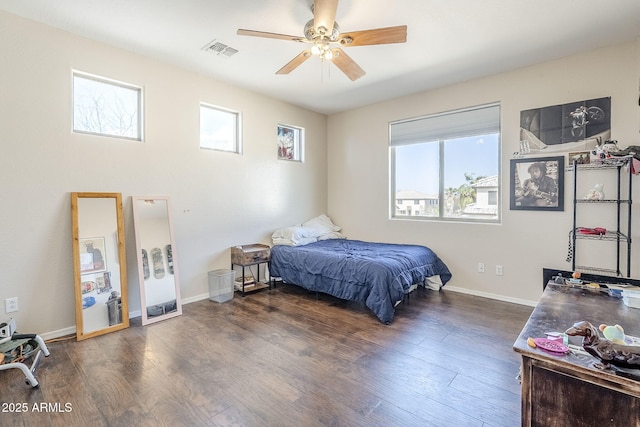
79;237;107;273
568;151;590;165
277;123;304;161
510;156;564;211
519;97;611;155
81;277;96;294
80;271;112;294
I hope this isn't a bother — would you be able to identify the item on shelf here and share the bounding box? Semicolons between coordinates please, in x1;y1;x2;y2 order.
590;140;619;163
235;272;255;285
235;282;257;291
584;183;605;200
576;227;606;236
610;144;640;161
602;140;620;154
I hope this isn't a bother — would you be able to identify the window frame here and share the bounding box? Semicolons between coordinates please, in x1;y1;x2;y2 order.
72;70;144;141
199;103;242;154
389;103;501;223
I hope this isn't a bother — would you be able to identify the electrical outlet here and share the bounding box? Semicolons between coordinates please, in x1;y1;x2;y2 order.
478;262;485;273
496;265;503;276
5;297;18;313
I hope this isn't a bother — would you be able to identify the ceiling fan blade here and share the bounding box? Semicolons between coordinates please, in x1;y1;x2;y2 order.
237;29;305;43
276;50;312;75
313;0;338;35
338;25;407;47
330;48;366;81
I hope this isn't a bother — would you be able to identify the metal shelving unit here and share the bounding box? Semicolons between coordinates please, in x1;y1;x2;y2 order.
569;157;632;277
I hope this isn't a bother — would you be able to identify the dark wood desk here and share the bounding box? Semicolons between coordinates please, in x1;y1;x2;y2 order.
513;283;640;426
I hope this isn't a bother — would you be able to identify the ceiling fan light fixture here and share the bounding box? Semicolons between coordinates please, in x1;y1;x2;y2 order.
304;19;340;42
237;0;406;81
310;39;333;60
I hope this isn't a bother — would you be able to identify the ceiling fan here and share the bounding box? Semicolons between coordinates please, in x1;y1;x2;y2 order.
237;0;407;81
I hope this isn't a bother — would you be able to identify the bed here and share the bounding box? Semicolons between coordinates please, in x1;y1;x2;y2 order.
269;239;452;324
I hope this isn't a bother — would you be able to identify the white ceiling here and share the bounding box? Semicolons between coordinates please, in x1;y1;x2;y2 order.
2;0;639;115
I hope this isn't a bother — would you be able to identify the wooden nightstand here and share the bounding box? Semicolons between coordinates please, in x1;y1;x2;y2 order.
230;244;271;296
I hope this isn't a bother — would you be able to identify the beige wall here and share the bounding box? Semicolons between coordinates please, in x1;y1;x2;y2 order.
3;9;639;337
0;12;327;336
327;39;640;305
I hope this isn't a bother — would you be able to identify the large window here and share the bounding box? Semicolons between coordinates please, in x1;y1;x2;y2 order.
73;71;143;140
200;103;241;153
390;104;501;222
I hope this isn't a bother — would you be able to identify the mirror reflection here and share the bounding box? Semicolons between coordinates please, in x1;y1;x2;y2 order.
71;192;129;340
132;196;182;325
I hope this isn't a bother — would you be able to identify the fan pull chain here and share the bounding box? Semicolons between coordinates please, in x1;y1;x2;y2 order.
320;58;330;83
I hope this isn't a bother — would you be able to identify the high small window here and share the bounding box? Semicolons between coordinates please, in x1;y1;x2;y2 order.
200;103;241;153
73;71;143;140
390;103;501;222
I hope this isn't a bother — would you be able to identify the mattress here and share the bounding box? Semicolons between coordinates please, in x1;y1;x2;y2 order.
269;239;452;323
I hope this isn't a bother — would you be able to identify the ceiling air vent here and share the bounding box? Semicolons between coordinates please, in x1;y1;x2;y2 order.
202;39;239;58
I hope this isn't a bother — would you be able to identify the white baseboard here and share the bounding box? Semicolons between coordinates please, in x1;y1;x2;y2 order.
181;293;210;305
40;326;76;341
40;295;212;340
444;285;538;307
40;288;535;340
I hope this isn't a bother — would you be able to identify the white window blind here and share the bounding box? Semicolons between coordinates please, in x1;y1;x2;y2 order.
390;104;500;146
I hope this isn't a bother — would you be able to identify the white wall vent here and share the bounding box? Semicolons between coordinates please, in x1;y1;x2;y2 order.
202;39;239;58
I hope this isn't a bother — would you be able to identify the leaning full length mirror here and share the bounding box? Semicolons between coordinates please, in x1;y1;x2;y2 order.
71;192;129;341
132;196;182;325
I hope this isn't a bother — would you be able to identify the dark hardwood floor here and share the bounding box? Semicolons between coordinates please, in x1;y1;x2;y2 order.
1;283;533;427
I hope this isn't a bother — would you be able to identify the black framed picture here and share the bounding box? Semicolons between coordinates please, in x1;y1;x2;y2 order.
510;156;564;211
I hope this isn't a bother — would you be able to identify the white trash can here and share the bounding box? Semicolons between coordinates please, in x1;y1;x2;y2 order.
208;269;236;303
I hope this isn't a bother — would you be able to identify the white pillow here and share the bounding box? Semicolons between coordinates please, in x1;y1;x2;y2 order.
271;226;322;240
302;214;341;235
317;231;346;241
272;236;317;246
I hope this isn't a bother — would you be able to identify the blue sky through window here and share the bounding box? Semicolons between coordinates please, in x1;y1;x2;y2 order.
395;133;499;194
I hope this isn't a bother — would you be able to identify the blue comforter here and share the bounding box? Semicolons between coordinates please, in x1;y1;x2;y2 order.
269;239;452;324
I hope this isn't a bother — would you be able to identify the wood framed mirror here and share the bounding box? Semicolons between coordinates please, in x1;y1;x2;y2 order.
132;196;182;325
71;192;129;341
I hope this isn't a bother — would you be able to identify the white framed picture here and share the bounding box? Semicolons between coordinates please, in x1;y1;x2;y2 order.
277;123;304;161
